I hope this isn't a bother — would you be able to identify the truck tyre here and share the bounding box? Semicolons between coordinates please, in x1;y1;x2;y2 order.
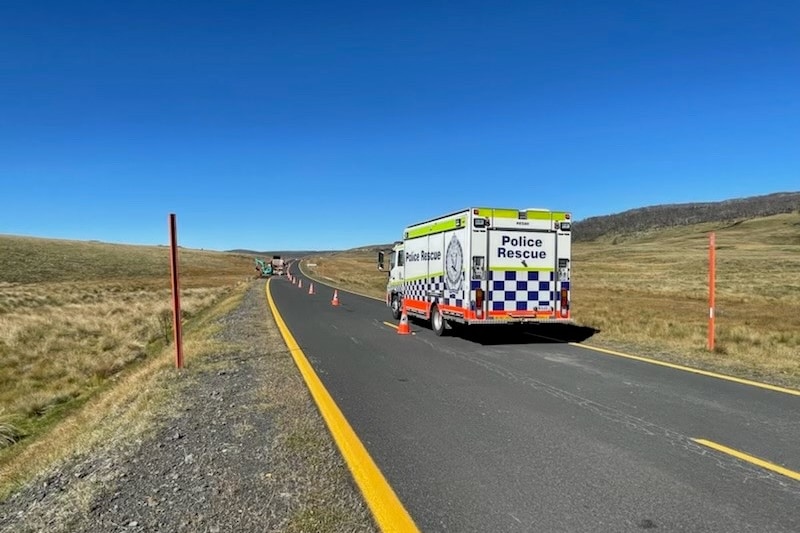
390;294;402;320
431;304;445;336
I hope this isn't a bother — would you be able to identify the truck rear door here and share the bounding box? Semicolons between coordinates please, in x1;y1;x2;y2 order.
485;211;558;318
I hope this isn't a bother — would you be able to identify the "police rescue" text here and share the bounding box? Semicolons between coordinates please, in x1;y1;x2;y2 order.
497;235;547;259
405;250;442;262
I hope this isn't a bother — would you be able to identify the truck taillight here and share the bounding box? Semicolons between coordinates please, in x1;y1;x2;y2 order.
560;288;569;317
474;288;484;319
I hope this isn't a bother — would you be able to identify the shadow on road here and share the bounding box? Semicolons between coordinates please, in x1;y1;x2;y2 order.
448;323;600;345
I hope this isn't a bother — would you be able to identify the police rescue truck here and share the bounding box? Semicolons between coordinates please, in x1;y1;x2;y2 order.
378;207;572;335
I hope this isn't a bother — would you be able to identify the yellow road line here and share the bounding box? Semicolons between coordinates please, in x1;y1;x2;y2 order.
571;343;800;397
266;279;419;532
692;438;800;481
383;321;398;330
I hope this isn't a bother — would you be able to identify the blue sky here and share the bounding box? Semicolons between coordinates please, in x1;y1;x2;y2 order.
1;1;798;251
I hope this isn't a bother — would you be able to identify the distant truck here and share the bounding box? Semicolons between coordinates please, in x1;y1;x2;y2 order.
378;207;573;335
271;255;285;275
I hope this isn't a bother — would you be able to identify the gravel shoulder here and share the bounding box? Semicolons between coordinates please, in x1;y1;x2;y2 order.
0;280;376;533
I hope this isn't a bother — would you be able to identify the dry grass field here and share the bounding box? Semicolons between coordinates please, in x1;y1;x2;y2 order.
574;213;800;385
304;213;800;388
0;235;254;457
306;248;389;298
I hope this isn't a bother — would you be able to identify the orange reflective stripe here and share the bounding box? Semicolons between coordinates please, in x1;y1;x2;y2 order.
403;298;430;316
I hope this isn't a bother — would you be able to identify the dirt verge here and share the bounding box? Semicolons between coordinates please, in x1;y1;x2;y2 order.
0;280;376;533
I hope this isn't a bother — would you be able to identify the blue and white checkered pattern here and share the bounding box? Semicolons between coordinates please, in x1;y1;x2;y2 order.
401;271;567;315
403;276;434;301
488;270;555;312
403;275;465;308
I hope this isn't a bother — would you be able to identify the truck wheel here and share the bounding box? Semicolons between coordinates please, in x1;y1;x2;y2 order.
390;295;402;320
431;305;445;336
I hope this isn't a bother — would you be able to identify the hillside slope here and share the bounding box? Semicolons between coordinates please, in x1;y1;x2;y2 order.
574;191;800;241
0;235;252;286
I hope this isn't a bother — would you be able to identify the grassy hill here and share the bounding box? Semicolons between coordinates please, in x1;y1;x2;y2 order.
573;191;800;241
303;249;390;297
303;212;800;388
1;235;253;287
0;235;253;457
574;212;800;381
226;248;332;258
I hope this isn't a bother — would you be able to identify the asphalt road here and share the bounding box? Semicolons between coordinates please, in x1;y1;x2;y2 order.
270;271;800;532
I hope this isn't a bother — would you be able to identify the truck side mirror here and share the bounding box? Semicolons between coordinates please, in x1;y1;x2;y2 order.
377;251;385;271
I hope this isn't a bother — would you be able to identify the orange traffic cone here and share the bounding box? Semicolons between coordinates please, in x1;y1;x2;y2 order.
308;283;315;295
397;303;411;335
298;279;303;289
331;289;340;306
291;276;296;285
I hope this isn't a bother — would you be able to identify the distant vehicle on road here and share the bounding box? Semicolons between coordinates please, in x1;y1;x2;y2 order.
271;255;285;275
378;207;572;335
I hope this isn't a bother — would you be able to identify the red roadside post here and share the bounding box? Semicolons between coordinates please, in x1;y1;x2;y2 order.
169;213;184;369
708;232;716;351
